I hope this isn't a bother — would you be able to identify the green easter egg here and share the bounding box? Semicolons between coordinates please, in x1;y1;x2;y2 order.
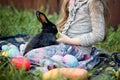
8;48;19;57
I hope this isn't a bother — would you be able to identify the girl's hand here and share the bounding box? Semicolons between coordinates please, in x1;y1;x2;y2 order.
57;32;71;44
56;32;80;45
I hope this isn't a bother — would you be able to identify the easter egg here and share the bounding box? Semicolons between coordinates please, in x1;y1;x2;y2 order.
1;51;9;57
51;55;63;62
63;54;79;67
43;68;61;80
20;44;26;55
2;45;9;51
11;57;30;70
43;68;88;80
8;48;20;57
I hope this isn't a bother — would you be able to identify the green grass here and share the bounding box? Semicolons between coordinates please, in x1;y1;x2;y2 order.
96;27;120;53
0;56;43;80
0;5;58;36
0;5;120;80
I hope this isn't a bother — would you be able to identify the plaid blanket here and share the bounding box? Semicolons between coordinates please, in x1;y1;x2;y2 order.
0;34;31;50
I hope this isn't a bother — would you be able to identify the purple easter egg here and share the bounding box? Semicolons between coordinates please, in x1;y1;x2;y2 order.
51;55;63;62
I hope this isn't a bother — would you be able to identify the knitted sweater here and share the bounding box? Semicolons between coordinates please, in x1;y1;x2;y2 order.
62;0;105;54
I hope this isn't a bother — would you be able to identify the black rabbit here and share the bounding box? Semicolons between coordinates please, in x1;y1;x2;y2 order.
24;11;58;55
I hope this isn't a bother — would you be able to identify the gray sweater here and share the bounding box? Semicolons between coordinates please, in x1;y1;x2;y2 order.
62;0;105;54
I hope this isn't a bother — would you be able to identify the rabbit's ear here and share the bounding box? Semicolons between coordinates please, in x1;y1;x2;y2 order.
39;13;47;23
36;11;48;23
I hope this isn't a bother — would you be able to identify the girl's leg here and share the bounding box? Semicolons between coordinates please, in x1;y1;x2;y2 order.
25;43;101;71
24;43;78;66
24;43;77;72
24;43;73;59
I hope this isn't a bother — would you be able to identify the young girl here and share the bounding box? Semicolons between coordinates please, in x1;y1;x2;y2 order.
24;0;110;71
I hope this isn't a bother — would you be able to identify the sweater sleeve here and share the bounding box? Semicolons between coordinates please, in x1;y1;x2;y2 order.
78;1;105;46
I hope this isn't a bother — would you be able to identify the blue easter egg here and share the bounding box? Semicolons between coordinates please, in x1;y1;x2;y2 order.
2;45;9;51
63;54;79;67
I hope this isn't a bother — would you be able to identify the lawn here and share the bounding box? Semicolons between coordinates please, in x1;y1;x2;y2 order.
0;5;120;80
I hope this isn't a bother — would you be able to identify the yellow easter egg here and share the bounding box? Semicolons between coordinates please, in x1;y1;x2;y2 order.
43;68;88;80
2;51;8;57
43;68;62;80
